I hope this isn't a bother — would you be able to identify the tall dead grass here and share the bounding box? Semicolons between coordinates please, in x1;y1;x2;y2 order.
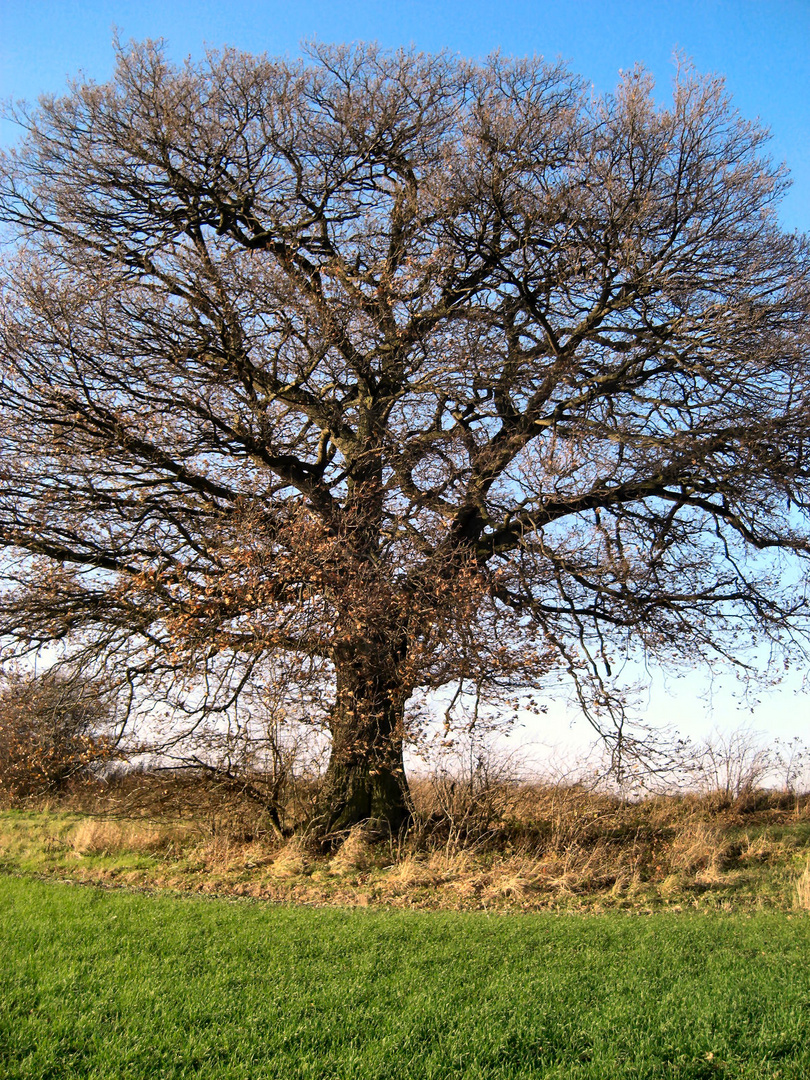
794;860;810;911
5;760;810;909
69;818;192;856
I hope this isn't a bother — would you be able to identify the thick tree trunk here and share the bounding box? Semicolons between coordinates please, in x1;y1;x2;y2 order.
313;656;411;838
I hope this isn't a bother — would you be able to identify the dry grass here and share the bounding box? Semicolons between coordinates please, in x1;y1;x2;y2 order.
269;836;311;878
794;859;810;910
669;820;730;876
2;770;809;911
388;854;442;889
69;819;190;856
328;827;375;873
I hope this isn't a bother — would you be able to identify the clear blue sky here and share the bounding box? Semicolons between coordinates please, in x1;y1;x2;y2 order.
1;0;808;230
1;0;808;749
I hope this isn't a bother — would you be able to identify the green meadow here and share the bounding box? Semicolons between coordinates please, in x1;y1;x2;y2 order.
2;874;809;1079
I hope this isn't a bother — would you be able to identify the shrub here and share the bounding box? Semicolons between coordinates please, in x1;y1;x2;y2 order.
0;668;117;799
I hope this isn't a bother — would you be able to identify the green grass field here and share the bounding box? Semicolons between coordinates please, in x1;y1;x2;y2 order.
2;875;809;1079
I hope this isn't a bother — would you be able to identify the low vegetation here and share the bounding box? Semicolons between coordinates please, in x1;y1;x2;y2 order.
3;757;809;1076
2;769;809;913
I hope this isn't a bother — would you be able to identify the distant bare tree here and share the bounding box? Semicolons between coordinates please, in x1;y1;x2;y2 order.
682;727;773;801
1;43;809;833
773;736;810;795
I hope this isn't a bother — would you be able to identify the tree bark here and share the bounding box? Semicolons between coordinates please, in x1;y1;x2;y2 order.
313;655;411;838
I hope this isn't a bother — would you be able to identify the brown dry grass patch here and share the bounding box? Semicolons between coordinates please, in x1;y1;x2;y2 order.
3;771;810;911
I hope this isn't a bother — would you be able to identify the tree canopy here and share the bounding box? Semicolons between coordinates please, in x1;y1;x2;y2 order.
1;42;809;832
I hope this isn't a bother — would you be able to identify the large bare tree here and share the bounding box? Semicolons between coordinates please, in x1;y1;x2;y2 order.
1;43;809;833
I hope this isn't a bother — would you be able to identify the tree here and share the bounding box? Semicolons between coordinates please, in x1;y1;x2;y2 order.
1;42;809;834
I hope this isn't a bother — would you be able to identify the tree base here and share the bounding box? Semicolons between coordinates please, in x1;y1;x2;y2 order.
311;760;411;842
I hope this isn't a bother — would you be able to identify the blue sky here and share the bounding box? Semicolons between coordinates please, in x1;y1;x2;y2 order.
2;0;808;231
1;0;808;749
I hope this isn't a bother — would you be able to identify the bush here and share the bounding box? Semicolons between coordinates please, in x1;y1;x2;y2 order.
0;668;117;799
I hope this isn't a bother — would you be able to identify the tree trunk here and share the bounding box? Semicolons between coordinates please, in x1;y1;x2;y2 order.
313;656;411;838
